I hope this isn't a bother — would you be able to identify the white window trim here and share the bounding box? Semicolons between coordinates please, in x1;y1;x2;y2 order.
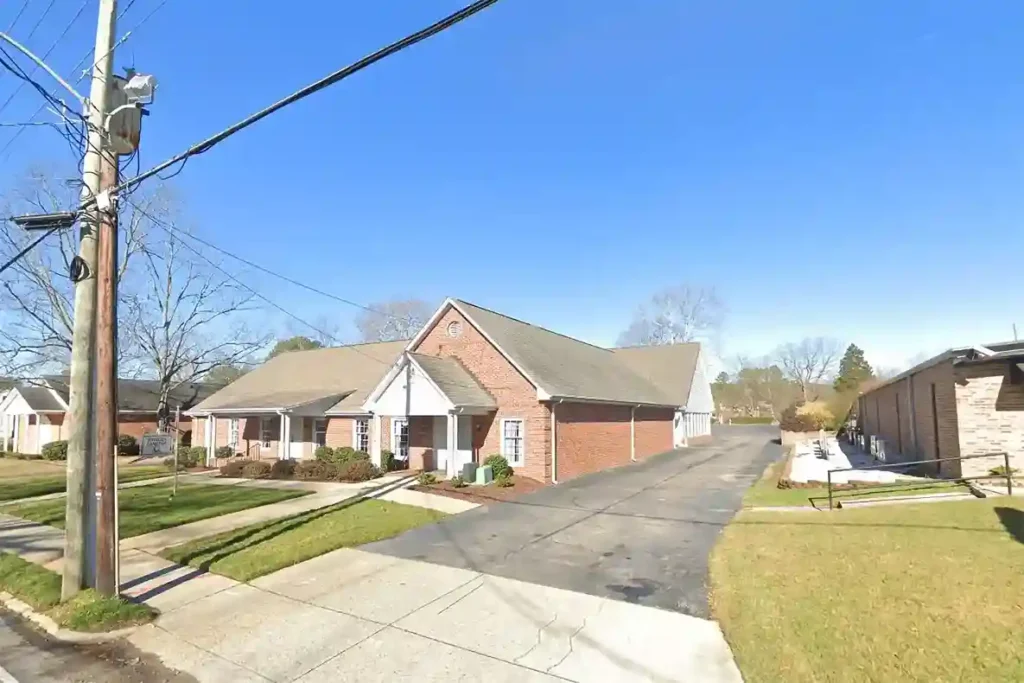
353;418;370;452
228;418;239;448
259;416;273;449
500;418;525;467
392;418;409;460
314;418;328;448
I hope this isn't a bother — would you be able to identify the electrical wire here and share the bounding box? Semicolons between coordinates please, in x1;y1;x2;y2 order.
5;1;32;33
123;194;422;326
0;225;61;275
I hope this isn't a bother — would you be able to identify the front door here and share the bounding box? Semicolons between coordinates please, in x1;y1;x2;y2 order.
290;417;305;460
454;416;473;476
432;416;447;473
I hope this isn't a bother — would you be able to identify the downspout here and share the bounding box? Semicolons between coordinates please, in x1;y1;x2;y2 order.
630;405;637;461
906;375;918;458
551;399;563;484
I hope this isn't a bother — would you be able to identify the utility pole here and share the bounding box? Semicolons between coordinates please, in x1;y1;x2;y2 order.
62;0;119;601
94;142;120;596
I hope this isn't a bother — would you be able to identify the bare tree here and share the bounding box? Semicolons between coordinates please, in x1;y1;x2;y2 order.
355;299;433;342
121;197;270;427
0;169;149;378
617;284;723;346
775;337;842;401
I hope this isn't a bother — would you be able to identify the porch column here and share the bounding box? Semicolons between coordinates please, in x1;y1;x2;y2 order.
630;406;636;461
2;413;7;452
206;414;216;465
279;414;291;460
370;414;382;467
13;415;20;453
447;413;457;479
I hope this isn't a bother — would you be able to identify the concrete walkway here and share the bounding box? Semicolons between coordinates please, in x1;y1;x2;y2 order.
129;547;743;683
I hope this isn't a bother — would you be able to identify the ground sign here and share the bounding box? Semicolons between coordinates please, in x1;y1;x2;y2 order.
141;433;174;457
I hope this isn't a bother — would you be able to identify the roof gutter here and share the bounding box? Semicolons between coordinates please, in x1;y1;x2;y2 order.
545;393;678;409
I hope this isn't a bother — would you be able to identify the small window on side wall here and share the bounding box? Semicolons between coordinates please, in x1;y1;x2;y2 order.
501;418;525;467
354;418;370;452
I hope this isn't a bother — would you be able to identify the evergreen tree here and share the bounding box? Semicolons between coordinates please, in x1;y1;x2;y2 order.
833;343;874;393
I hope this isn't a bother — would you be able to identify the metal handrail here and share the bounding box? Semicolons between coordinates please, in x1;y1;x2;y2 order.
826;451;1014;510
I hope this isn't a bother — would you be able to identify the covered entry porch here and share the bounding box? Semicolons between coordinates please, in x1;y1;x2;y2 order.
366;352;497;478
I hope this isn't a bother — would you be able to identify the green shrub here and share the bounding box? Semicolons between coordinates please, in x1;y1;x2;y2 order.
183;446;208;468
729;416;774;425
989;465;1020;477
779;404;821;432
336;459;379;482
417;471;437;486
214;445;235;460
219;460;246;477
451;475;467;488
313;446;334;461
483;454;513;479
241;460;272;479
270;459;297;479
294;460;337;480
495;472;514;488
380;449;394;472
41;441;68;461
117;434;139;456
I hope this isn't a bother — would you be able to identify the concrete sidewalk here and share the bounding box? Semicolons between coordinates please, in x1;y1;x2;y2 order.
130;547;743;683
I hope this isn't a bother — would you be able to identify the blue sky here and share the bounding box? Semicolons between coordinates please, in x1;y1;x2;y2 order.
2;0;1023;372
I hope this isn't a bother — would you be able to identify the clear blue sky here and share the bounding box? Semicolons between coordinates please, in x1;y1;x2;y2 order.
2;1;1023;371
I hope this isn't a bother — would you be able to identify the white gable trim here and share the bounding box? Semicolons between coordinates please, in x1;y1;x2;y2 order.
363;352;413;411
0;385;68;415
366;353;456;416
405;298;551;401
685;348;714;414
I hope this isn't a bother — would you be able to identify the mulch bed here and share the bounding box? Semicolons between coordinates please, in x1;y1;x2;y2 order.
411;475;545;505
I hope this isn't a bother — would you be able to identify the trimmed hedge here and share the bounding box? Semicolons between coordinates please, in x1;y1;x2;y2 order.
483;454;513;479
241;461;272;479
41;441;68;461
295;460;337;480
117;434;140;456
336;459;379;482
219;460;246;477
270;459;296;479
215;445;235;460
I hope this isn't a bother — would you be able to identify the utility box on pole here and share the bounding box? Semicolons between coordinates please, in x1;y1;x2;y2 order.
108;75;142;154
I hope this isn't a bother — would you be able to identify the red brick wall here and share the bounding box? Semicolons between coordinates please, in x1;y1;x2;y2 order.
412;306;551;482
408;415;435;471
634;407;673;458
555;402;632;480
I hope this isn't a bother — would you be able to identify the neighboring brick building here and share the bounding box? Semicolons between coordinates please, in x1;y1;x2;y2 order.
858;341;1024;477
0;377;219;454
191;298;715;483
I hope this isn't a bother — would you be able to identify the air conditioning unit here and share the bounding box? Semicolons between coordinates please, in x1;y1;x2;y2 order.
869;435;877;456
876;439;887;463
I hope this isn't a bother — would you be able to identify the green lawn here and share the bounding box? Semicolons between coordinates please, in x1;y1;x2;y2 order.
0;465;168;502
744;458;968;508
4;483;307;537
710;498;1024;683
163;499;446;581
0;552;154;632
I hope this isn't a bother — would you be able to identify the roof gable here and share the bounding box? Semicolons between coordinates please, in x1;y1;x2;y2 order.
610;343;701;407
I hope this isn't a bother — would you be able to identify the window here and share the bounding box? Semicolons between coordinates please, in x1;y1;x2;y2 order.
314;419;327;448
446;320;463;338
228;419;239;448
353;418;370;452
392;418;409;460
501;418;525;466
260;417;273;448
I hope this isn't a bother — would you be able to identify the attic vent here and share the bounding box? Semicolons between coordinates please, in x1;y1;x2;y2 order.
446;321;463;338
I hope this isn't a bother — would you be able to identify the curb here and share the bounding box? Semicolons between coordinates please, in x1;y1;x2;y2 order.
0;592;138;644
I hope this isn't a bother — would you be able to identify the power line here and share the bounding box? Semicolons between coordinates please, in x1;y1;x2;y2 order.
122;194;420;325
5;1;32;33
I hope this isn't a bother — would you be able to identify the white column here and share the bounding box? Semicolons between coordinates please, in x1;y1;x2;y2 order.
630;406;636;461
447;413;456;479
2;413;7;452
370;414;382;467
206;414;216;465
280;414;291;460
13;415;20;453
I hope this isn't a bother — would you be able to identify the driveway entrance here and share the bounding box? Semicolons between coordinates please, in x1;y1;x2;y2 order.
363;425;780;617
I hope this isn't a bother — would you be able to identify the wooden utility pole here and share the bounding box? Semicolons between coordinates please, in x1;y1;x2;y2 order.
62;0;119;601
94;143;120;596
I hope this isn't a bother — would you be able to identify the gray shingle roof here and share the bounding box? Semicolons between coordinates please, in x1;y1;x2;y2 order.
17;386;66;412
190;341;406;414
43;377;220;412
453;300;681;406
610;343;701;407
409;353;496;408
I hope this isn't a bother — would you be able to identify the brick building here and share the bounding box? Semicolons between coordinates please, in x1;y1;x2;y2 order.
0;377;220;454
191;298;715;483
858;341;1024;477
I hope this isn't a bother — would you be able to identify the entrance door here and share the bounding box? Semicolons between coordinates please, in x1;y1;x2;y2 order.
454;416;473;475
432;416;448;473
289;417;305;460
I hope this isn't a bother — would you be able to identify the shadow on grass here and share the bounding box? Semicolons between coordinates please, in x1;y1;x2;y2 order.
995;507;1024;544
167;475;416;571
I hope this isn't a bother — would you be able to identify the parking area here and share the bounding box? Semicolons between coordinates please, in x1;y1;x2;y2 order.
363;425;780;617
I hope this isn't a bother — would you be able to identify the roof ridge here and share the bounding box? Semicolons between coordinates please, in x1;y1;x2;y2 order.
611;342;701;350
454;299;612;353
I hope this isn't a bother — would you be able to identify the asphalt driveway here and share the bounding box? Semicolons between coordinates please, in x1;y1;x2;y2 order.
363;425;781;617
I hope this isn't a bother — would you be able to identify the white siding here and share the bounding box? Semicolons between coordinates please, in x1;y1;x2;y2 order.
373;361;452;417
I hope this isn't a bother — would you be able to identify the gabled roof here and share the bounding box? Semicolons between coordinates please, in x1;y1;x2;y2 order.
860;339;1024;396
408;353;496;408
190;340;406;414
415;299;683;407
44;376;221;413
610;343;701;406
16;386;67;412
